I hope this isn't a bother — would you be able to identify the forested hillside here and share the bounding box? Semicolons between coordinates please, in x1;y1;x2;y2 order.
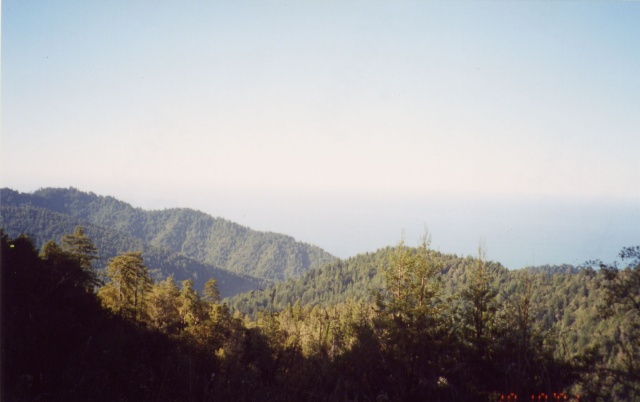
3;187;639;401
230;246;601;351
229;243;639;400
4;231;639;401
1;187;336;282
0;204;264;297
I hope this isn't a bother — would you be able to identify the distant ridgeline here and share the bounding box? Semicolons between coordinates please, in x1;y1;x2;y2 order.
0;187;336;296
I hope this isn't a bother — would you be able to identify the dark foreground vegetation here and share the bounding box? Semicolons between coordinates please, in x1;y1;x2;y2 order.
2;228;639;401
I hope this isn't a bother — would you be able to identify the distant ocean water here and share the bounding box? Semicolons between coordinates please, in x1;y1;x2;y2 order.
418;198;639;269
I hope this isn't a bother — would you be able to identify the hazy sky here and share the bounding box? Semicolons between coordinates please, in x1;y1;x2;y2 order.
2;1;639;267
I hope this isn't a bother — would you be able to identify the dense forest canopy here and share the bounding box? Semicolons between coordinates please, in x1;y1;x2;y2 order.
1;188;638;401
2;217;639;401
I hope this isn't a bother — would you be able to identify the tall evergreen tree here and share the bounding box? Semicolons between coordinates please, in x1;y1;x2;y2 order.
98;251;152;323
203;278;221;305
61;226;100;290
458;245;501;397
148;276;182;335
179;279;206;328
462;245;497;349
375;234;451;400
61;226;99;271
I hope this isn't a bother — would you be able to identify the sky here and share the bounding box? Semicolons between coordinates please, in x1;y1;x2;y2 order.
2;1;639;268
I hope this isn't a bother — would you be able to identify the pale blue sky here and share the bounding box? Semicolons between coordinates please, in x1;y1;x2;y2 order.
2;1;639;267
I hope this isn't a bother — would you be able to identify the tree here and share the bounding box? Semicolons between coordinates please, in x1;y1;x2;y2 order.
179;279;206;328
98;251;152;323
374;233;451;400
40;240;101;291
589;246;640;400
458;244;501;397
412;230;442;309
203;278;221;305
462;245;497;349
148;277;182;335
61;226;99;271
61;226;100;290
383;235;412;304
598;246;640;319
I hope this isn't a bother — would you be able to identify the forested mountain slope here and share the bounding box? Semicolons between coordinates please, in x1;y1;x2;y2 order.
0;187;336;281
3;217;638;400
0;204;264;297
228;247;512;314
228;246;610;373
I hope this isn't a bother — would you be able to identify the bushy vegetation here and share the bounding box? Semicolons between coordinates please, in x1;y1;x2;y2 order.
3;226;639;401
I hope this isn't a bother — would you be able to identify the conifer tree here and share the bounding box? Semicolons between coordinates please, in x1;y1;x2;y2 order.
179;279;206;328
61;226;100;289
61;226;99;271
203;278;221;305
40;240;102;292
458;245;503;397
148;276;182;334
98;251;152;323
375;233;449;400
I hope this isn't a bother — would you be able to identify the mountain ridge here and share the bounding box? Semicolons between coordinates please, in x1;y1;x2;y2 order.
1;187;336;292
0;202;265;297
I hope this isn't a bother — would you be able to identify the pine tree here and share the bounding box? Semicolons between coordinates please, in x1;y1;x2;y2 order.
98;251;152;323
459;245;503;397
179;279;206;328
375;233;450;400
148;276;182;334
61;226;99;271
203;278;221;305
61;226;100;289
